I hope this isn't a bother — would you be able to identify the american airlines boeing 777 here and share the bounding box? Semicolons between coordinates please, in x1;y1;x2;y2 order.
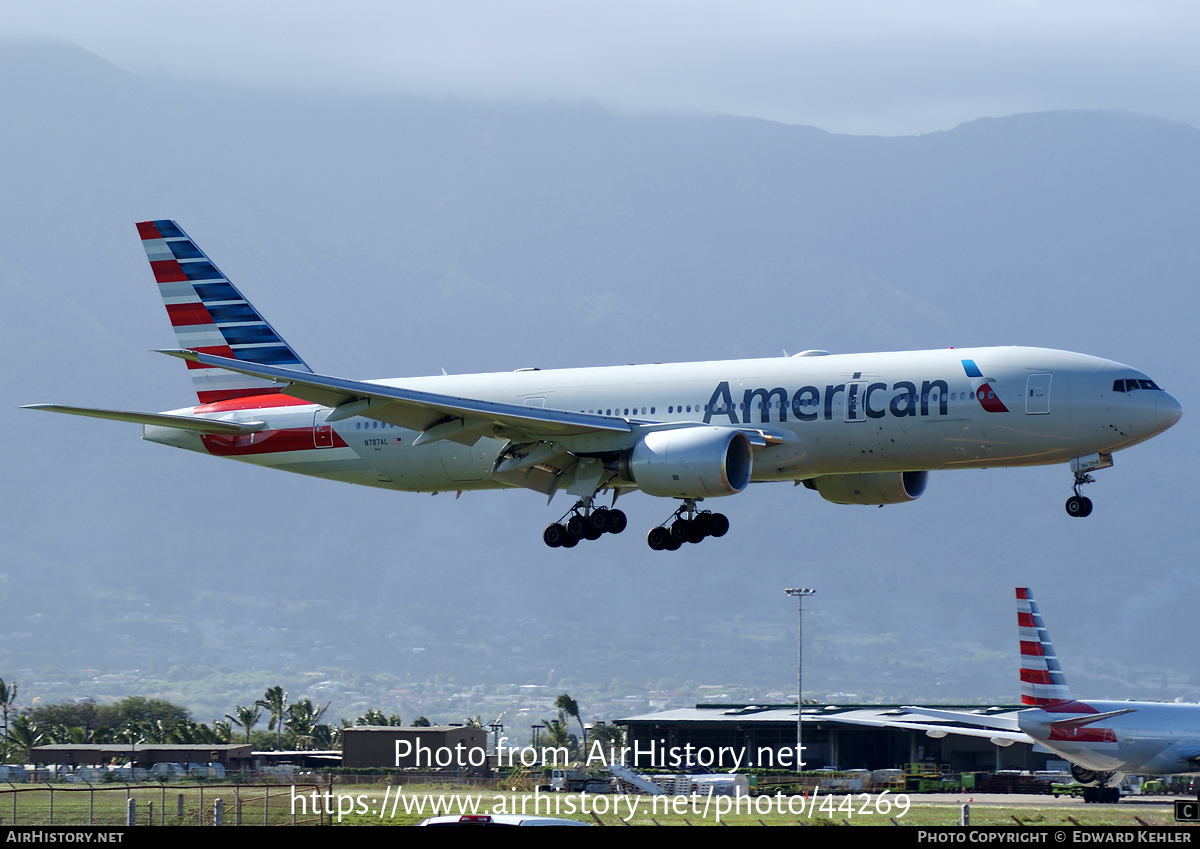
25;221;1182;549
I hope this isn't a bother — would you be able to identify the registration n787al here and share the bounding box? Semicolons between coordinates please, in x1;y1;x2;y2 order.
25;221;1182;549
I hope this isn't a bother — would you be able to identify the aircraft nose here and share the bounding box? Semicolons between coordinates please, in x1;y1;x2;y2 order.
1156;392;1183;430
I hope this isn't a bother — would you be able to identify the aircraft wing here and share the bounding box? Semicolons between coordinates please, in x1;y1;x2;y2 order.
160;349;632;445
898;706;1022;731
21;404;265;435
826;709;1031;747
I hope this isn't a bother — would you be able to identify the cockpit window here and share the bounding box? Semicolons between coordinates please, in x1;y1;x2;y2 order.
1113;378;1162;392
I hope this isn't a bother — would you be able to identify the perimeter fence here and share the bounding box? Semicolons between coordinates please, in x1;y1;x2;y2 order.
0;779;331;826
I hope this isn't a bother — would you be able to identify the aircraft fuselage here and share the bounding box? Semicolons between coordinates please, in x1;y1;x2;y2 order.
144;345;1179;494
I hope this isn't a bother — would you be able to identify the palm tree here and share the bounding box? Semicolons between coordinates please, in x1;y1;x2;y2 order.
541;710;578;761
0;678;17;763
256;686;288;750
226;704;263;744
555;693;585;755
285;698;330;750
6;715;44;764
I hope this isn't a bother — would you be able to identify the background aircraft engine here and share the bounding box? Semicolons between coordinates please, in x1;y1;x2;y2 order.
804;471;929;505
624;427;753;498
1070;765;1102;787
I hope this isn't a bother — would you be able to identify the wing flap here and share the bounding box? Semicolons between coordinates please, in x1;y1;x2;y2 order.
22;404;265;435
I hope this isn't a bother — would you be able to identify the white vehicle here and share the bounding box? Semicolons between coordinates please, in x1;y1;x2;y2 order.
416;813;589;826
26;221;1182;549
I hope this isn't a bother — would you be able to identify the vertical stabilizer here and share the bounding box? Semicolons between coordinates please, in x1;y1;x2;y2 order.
136;220;312;404
1016;587;1072;705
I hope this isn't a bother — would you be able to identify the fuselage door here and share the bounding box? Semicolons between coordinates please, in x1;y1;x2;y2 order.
845;381;869;422
1026;374;1053;415
314;409;334;447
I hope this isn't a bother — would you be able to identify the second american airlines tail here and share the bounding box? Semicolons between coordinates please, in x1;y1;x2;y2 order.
24;220;1183;549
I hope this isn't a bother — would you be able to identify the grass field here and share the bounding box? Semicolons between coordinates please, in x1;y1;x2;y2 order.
3;782;1195;827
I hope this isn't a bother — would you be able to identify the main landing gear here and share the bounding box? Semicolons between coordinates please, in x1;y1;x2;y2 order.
1065;472;1095;518
646;500;729;551
543;497;627;548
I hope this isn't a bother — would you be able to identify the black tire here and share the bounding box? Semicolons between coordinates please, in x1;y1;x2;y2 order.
566;515;588;537
670;518;691;541
687;521;707;544
589;508;610;534
607;509;628;534
543;524;566;548
584;522;603;541
664;534;683;551
1080;496;1093;517
561;531;579;548
647;526;669;551
709;513;730;537
1066;495;1086;517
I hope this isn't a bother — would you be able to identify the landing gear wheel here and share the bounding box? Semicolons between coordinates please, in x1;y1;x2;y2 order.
686;521;707;544
543;524;566;548
589;508;610;534
1079;496;1093;517
1066;495;1088;517
647;527;670;551
560;530;580;548
607;509;627;534
663;535;683;551
566;515;588;537
708;513;729;537
670;519;691;542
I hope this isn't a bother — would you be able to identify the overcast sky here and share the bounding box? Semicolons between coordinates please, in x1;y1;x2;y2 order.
5;1;1199;135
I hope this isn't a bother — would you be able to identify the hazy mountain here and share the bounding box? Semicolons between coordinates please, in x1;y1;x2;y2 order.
2;41;1196;722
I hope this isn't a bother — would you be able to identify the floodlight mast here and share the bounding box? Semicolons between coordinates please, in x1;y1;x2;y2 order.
784;588;816;776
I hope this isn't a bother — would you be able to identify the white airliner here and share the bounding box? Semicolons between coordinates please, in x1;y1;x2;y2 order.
25;221;1182;549
830;588;1200;803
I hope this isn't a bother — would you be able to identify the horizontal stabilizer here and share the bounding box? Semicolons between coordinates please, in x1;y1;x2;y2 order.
22;404;265;435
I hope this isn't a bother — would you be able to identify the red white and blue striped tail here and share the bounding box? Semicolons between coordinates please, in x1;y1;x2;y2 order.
136;220;312;404
1017;587;1072;706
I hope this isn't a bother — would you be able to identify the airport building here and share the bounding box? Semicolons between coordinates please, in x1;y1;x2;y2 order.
617;704;1057;774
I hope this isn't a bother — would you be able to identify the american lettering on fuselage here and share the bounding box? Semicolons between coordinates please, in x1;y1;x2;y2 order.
24;221;1183;551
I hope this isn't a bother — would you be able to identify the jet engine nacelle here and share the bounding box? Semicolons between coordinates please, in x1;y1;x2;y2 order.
1071;764;1102;787
622;427;753;498
805;470;929;505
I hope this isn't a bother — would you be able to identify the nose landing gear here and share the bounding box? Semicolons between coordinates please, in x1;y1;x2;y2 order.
1065;453;1112;518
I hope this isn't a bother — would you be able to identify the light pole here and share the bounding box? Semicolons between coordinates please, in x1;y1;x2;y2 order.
784;588;815;775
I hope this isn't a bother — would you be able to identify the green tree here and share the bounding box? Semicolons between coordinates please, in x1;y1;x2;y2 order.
5;715;44;763
227;704;263;744
256;686;288;750
541;710;578;760
0;678;16;763
411;716;432;727
285;698;331;750
356;709;402;726
555;693;585;755
588;722;625;761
